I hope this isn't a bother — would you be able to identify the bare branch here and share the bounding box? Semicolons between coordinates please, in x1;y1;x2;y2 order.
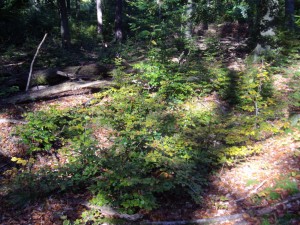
26;33;48;92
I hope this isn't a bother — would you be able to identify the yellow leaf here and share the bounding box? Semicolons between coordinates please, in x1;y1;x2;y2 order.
11;157;18;162
151;40;157;45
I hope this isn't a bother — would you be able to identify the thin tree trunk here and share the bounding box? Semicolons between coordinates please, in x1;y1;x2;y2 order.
96;0;103;34
185;0;193;40
115;0;123;42
58;0;71;48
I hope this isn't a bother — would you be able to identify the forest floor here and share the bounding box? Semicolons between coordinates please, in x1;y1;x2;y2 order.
1;65;299;225
1;25;300;224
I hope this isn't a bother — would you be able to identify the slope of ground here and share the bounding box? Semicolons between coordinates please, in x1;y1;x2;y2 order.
1;25;300;224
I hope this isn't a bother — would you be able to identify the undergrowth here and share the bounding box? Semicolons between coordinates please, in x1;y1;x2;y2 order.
5;35;298;217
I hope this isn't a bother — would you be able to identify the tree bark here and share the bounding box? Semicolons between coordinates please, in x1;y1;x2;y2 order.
96;0;103;34
66;0;71;14
58;0;71;48
115;0;123;41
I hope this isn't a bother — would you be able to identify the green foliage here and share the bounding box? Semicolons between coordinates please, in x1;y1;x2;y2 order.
89;86;207;212
267;178;299;199
254;176;299;204
0;85;19;97
238;63;274;114
16;107;92;153
0;1;58;44
132;58;196;101
290;70;300;110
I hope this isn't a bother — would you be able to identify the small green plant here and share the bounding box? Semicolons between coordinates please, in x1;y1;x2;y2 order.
239;63;273;115
16;107;91;153
246;179;259;186
257;177;300;202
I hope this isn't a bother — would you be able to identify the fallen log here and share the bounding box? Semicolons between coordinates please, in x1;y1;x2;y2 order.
141;193;300;225
0;119;27;124
82;202;143;221
1;63;112;91
141;214;246;225
1;79;115;104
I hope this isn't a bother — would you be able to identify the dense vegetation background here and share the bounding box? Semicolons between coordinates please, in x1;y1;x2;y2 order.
0;0;300;224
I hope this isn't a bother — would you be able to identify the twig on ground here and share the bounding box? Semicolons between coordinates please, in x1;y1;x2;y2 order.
235;178;268;202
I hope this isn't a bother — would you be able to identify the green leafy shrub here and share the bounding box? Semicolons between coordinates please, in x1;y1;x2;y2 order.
88;86;208;212
16;107;91;153
290;71;300;112
133;59;196;101
238;63;274;114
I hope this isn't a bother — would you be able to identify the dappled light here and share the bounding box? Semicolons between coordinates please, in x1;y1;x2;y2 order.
1;0;300;224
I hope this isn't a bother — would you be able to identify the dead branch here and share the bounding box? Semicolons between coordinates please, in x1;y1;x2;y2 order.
26;33;48;92
3;62;25;67
235;178;268;202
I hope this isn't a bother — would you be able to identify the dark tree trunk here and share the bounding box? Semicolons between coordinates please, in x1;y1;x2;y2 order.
115;0;123;41
285;0;295;30
58;0;71;48
96;0;103;34
66;0;71;14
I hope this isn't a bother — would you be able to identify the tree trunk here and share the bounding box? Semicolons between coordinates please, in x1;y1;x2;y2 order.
96;0;103;34
66;0;71;14
253;0;279;61
115;0;123;42
185;0;193;40
285;0;295;30
58;0;71;48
